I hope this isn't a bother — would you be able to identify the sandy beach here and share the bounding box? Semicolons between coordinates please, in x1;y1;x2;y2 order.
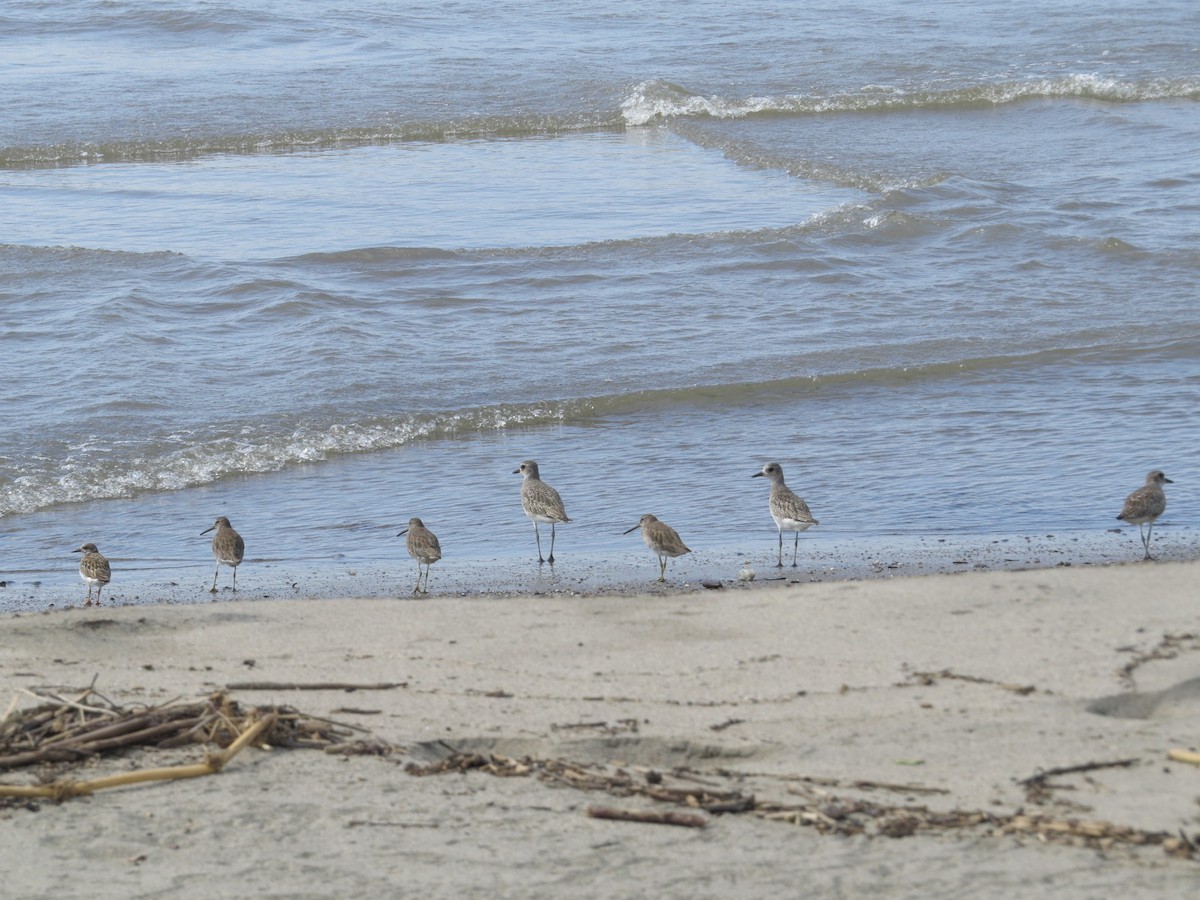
2;560;1198;898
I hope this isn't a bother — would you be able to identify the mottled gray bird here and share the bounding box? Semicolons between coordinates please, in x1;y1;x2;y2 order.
201;516;245;593
753;462;819;568
514;459;570;564
624;514;692;582
74;542;111;606
398;517;442;595
1116;469;1173;560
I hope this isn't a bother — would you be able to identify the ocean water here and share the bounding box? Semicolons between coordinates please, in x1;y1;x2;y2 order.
1;1;1198;608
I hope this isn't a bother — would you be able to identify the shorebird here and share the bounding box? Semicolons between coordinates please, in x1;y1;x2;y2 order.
624;514;691;582
753;462;819;568
74;542;111;606
1116;470;1173;560
201;516;245;593
398;517;441;595
514;459;570;564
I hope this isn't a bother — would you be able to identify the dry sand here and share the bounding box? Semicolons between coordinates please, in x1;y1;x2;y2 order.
2;561;1198;898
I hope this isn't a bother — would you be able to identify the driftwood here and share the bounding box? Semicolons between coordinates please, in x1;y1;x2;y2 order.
1017;758;1139;786
224;681;407;692
0;714;276;801
0;686;381;802
1168;749;1200;766
904;668;1036;695
587;806;708;828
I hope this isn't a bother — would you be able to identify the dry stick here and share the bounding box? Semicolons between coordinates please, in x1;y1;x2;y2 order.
1168;749;1200;766
20;686;116;720
1017;758;1139;786
38;711;158;748
587;806;709;828
75;716;207;754
225;682;406;692
0;713;277;801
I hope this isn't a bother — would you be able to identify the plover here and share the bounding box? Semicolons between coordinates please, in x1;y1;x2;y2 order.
74;542;111;606
201;516;245;593
514;460;570;563
753;462;819;568
624;514;691;582
398;517;441;595
1116;470;1173;560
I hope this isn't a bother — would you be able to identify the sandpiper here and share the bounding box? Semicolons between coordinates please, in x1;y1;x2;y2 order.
1116;470;1173;560
753;462;819;568
398;517;442;595
624;514;691;582
74;542;111;606
514;460;570;564
201;516;245;593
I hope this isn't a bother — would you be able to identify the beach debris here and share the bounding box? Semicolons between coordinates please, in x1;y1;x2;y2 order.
737;562;756;582
1167;749;1200;766
1017;757;1140;804
0;684;377;802
901;667;1037;695
1018;757;1140;788
224;680;408;692
587;806;708;828
1116;632;1200;689
550;719;639;735
401;749;1194;857
709;718;745;732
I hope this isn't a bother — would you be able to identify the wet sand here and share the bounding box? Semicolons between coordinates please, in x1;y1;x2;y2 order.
1;560;1199;897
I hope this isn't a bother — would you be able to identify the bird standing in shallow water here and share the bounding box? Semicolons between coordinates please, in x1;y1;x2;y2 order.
74;542;111;606
1117;470;1173;560
624;514;691;582
753;462;819;568
514;460;570;564
398;517;441;595
201;516;245;593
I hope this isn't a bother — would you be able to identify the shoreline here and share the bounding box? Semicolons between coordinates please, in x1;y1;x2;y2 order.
4;526;1197;614
2;560;1199;897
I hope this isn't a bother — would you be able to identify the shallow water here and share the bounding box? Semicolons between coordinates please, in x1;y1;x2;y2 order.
2;1;1198;609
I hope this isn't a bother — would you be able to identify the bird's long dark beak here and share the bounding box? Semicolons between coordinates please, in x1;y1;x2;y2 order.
200;526;214;535
512;468;521;475
397;529;409;537
623;524;640;535
1165;477;1175;483
751;471;764;478
72;547;83;553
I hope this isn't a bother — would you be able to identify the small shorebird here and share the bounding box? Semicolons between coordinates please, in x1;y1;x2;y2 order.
1116;470;1173;560
624;514;692;582
201;516;245;592
514;459;570;564
753;462;819;568
398;517;441;595
74;542;111;606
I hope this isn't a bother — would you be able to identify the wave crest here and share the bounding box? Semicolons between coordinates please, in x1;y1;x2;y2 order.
621;75;1200;124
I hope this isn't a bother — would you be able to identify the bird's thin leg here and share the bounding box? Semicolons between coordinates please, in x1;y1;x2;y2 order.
85;585;93;606
232;567;238;592
791;532;800;568
658;556;667;582
533;522;544;563
210;566;220;593
96;584;104;605
776;529;784;568
548;523;557;564
1145;522;1156;560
